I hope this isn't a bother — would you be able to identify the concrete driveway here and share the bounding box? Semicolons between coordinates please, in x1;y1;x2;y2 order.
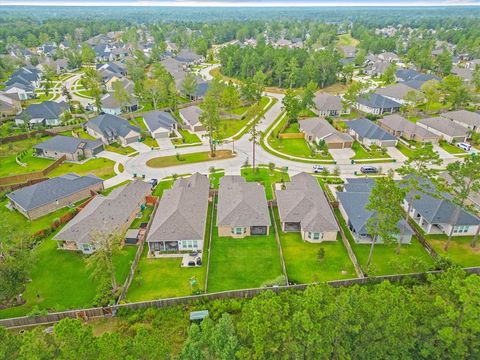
155;137;175;150
130;142;153;153
330;148;355;165
387;146;407;162
97;150;130;164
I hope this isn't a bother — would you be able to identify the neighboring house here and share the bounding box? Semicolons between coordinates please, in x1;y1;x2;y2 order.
4;82;35;100
395;69;440;83
179;105;204;132
161;57;187;89
54;180;151;254
313;93;348;117
16;101;69;127
100;92;138;115
216;176;271;238
377;52;400;63
175;49;204;65
417;117;469;143
93;44;115;62
96;62;127;77
38;58;69;74
451;66;473;82
6;173;103;220
355;94;401;115
365;60;390;77
439;172;480;210
34;135;104;161
143;110;177;139
0;92;22;118
441;110;480;133
378;114;439;143
347;118;398;147
375;83;420;104
339;45;357;59
337;178;413;244
276;173;339;242
147;173;210;254
86;113;141;146
299;118;354;149
5;66;42;89
403;181;480;237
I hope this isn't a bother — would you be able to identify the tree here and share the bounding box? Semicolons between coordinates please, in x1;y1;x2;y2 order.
420;80;441;113
113;80;131;114
355;48;367;66
341;63;354;84
301;81;317;110
248;117;262;173
397;143;442;254
441;155;480;250
342;81;365;111
402;89;423;117
282;89;302;123
435;49;453;76
472;65;480;92
54;318;98;360
0;247;33;304
365;172;405;269
381;63;396;85
81;44;95;64
200;93;220;157
43;64;56;97
220;82;240;112
142;78;163;110
441;75;471;109
182;72;198;100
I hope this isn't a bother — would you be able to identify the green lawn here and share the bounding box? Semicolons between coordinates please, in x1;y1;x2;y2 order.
216;118;250;139
0;239;136;319
241;167;290;200
48;158;116;180
334;209;434;276
275;209;356;284
336;33;360;47
131;117;148;132
146;150;234;168
0;136;51;157
396;142;414;159
351;141;392;160
427;235;480;267
105;142;135;155
209;171;225;189
152;179;173;197
141;136;158;148
0;150;54;177
439;140;466;155
73;129;96;140
130;205;154;229
172;129;202;145
208;212;284;292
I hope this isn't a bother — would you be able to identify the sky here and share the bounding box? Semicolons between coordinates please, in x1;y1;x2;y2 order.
2;0;480;6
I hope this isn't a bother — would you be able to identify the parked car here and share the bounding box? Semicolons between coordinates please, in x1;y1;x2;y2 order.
149;178;158;187
360;166;379;174
313;165;325;173
457;142;472;152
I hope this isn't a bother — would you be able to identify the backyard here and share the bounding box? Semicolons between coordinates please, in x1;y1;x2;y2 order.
0;148;54;177
146;150;234;168
48;158;116;179
428;235;480;267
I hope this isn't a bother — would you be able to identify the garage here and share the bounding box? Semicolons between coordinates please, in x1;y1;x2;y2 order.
250;226;268;235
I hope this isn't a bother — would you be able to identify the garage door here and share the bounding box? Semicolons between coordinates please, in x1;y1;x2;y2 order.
250;226;267;235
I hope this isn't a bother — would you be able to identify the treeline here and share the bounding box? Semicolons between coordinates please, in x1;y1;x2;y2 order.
2;268;480;359
219;42;340;89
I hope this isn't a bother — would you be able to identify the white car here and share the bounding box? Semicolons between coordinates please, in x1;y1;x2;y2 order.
457;142;472;152
313;165;325;173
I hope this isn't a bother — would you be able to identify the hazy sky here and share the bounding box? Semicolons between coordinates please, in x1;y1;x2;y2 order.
2;0;480;6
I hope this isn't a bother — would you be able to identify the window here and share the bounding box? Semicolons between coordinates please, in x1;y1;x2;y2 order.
453;225;469;233
313;232;321;240
234;227;244;235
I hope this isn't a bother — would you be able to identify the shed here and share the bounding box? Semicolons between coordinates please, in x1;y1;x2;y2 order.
125;228;140;245
189;310;209;322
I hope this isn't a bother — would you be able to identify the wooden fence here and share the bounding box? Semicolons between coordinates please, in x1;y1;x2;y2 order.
2;267;480;330
0;177;48;193
0;155;66;185
408;218;439;259
0;130;55;145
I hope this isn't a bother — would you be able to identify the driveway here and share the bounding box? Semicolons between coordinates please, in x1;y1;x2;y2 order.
155;137;175;150
97;150;130;164
330;148;355;165
130;141;153;153
387;146;407;162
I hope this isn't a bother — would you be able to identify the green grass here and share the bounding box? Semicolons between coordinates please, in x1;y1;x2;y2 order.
334;209;434;276
0;150;54;177
427;235;480;267
208;211;283;292
141;136;158;148
48;158;116;180
0;136;51;157
105;143;135;155
73;129;96;140
336;33;360;47
172;129;202;145
351;141;391;160
152;180;173;197
274;209;356;284
209;171;225;189
396;142;414;159
241;167;290;200
146;150;234;168
0;239;136;319
216;118;250;139
130;206;154;229
439;140;466;155
298;108;317;118
131;117;148;132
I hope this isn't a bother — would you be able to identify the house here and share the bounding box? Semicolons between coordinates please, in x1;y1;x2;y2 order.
142;110;177;139
313;93;349;117
451;66;473;82
276;173;339;242
377;52;400;63
403;181;480;237
96;62;127;77
161;57;187;88
337;178;413;244
299;118;353;149
365;61;390;77
339;45;357;59
179;105;204;132
16;101;69;127
417;117;469;143
375;83;420;104
38;58;69;74
54;180;151;254
441;110;480;133
6;67;42;89
395;69;440;83
93;44;114;62
6;173;104;220
378;114;439;143
34;135;104;161
4;82;35;100
86;113;141;146
216;176;271;238
439;172;480;210
175;49;204;65
347;118;398;147
100;92;138;115
147;173;210;254
0;92;22;118
355;94;401;115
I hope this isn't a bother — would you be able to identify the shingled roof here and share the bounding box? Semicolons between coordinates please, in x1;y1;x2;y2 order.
34;135;103;154
86;113;140;139
347;118;397;141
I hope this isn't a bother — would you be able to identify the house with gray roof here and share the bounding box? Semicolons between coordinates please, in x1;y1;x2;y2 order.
365;60;390;77
417;117;469;143
336;178;413;244
34;135;104;161
313;92;349;117
4;82;35;100
96;62;127;77
403;181;480;237
100;91;137;116
16;101;69;127
179;105;204;132
147;173;210;254
375;83;420;104
276;173;339;242
6;67;42;89
347;118;398;147
396;69;440;83
0;92;21;118
299;118;353;149
378;114;439;143
142;110;177;139
339;45;357;59
217;176;271;238
355;93;401;115
441;110;480;133
175;49;204;65
55;180;151;254
7;173;103;220
86;113;140;146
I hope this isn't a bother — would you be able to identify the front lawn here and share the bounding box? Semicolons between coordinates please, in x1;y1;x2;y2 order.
141;136;158;148
105;143;135;155
351;141;391;160
275;209;356;284
216;118;249;139
72;129;96;140
428;235;480;267
172;129;202;145
48;158;116;179
439;140;466;155
396;142;414;159
241;167;290;200
146;150;234;168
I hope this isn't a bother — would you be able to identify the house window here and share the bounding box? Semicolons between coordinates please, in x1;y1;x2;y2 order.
234;227;244;235
453;225;469;233
308;232;321;240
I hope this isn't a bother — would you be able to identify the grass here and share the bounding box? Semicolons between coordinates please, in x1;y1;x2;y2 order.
146;150;234;168
274;208;356;284
105;142;135;155
172;129;202;145
0;238;136;319
427;235;480;267
334;209;434;276
141;136;158;148
216;118;250;139
130;205;154;229
0;150;54;177
241;167;290;200
336;33;360;47
208;210;284;292
131;117;148;132
73;129;96;140
439;140;466;155
396;142;415;159
48;158;116;180
351;141;392;160
0;136;51;157
209;171;225;189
